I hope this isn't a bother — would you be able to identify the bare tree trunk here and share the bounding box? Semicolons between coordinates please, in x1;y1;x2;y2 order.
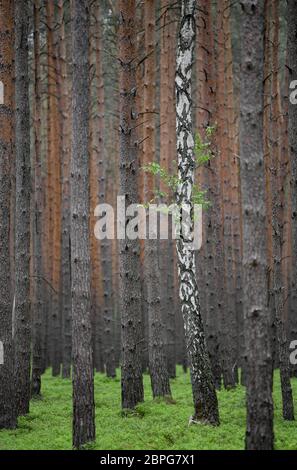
58;0;72;379
118;0;144;410
240;0;274;450
89;0;104;376
216;2;236;389
143;0;171;399
159;0;177;379
270;0;294;421
14;0;31;417
288;1;297;378
31;0;43;397
71;0;95;448
0;0;16;429
175;0;219;425
196;0;222;390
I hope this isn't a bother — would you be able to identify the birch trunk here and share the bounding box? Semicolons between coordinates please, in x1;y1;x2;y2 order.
175;0;219;425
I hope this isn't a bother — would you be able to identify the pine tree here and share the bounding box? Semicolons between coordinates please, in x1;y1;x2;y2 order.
0;0;17;429
14;0;31;417
143;0;171;399
118;0;144;410
31;0;43;396
240;0;274;450
71;0;95;448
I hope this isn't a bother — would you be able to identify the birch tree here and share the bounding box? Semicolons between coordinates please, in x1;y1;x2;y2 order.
175;0;219;425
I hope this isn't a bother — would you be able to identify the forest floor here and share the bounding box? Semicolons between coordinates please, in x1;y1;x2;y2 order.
0;368;296;450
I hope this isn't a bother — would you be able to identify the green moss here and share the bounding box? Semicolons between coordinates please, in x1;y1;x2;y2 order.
0;368;296;450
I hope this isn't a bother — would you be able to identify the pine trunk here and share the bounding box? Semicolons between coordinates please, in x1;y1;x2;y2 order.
59;0;72;379
240;0;274;450
143;0;171;399
14;0;31;417
288;1;297;377
271;0;294;421
71;0;95;448
0;0;17;429
31;0;43;396
118;0;144;410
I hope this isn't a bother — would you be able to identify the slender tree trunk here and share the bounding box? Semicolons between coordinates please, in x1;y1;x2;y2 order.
216;1;236;389
143;0;171;399
118;0;144;410
58;0;72;379
288;1;297;378
46;0;61;377
240;0;274;450
71;0;95;448
0;0;16;429
31;0;43;397
159;0;177;379
52;3;62;377
196;0;222;390
89;0;104;375
270;0;294;421
224;0;242;384
175;0;219;425
14;0;31;417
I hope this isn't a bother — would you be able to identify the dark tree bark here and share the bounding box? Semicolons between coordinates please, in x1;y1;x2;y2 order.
175;0;219;426
89;0;105;375
196;0;222;390
270;0;294;422
159;0;177;380
216;2;237;389
240;0;274;450
14;0;31;417
31;0;43;397
59;0;72;379
142;0;171;399
0;0;17;429
118;0;144;410
71;0;95;448
288;1;297;377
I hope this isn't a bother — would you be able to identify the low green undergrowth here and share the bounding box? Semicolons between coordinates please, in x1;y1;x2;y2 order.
0;368;296;450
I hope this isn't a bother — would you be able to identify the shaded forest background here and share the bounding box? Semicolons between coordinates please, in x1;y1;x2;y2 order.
1;0;297;451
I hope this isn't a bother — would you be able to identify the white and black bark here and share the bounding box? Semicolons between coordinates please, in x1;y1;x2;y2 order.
175;0;219;425
240;0;274;450
14;0;31;417
71;0;95;448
